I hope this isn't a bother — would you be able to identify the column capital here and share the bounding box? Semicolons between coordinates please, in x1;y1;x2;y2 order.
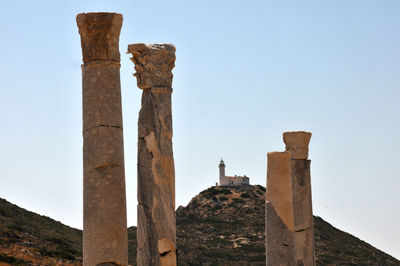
77;12;123;63
283;131;312;159
127;43;176;90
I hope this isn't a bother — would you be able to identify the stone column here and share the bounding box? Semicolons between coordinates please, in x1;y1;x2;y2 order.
77;13;128;266
283;131;315;266
266;152;295;265
127;43;176;266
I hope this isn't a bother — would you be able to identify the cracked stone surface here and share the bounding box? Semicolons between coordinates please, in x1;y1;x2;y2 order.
289;135;315;266
266;135;315;266
292;160;313;233
76;12;122;63
283;131;312;160
77;12;128;266
267;131;315;265
266;152;295;265
266;201;295;265
128;43;177;266
127;43;175;90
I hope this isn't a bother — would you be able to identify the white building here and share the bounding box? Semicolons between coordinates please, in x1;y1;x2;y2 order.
218;159;250;187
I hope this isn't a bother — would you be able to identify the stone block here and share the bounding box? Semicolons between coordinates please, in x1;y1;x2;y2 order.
294;228;315;266
283;131;312;159
130;43;176;266
77;12;122;63
127;43;176;90
292;159;313;231
266;152;294;231
83;127;127;265
266;201;295;266
82;65;123;131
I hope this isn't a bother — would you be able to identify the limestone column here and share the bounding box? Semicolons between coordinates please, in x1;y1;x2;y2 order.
77;12;128;266
266;152;295;265
283;131;315;266
127;44;176;266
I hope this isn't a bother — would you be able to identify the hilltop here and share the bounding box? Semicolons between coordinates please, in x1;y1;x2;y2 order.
175;185;400;265
1;185;399;265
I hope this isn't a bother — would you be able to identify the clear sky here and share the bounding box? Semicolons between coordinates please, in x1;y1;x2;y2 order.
0;0;399;260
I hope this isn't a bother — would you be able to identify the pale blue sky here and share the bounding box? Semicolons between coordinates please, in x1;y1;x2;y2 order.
0;0;399;259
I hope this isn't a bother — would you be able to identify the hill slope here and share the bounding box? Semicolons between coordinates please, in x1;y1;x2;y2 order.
175;185;400;265
1;186;399;265
0;198;81;265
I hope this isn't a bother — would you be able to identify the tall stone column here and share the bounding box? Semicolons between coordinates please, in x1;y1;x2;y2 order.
266;151;295;265
77;12;128;266
127;43;176;266
283;131;315;266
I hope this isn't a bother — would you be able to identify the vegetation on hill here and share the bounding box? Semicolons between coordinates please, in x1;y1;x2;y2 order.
175;185;400;265
0;198;81;265
175;185;266;265
1;186;399;265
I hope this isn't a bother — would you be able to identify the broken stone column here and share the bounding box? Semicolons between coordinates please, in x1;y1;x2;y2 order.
127;43;176;266
77;12;128;266
283;131;315;266
266;152;295;265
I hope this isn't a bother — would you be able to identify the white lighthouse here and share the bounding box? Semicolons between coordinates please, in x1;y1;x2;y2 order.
219;159;226;180
218;159;250;187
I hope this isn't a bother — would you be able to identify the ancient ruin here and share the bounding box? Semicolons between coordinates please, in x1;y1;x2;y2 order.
218;159;250;186
266;151;295;264
76;11;313;265
127;43;177;266
266;131;315;266
77;12;128;266
284;131;315;265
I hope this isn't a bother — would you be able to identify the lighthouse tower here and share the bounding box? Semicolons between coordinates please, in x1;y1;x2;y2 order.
219;159;226;184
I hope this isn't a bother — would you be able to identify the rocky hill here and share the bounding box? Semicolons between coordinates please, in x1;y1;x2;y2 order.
175;185;400;265
1;186;399;265
0;198;81;265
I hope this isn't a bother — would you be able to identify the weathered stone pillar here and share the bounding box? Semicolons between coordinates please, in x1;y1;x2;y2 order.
266;152;295;265
283;131;315;266
127;44;176;266
77;12;128;266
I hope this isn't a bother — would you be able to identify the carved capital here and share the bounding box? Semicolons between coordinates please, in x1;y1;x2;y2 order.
127;43;176;90
283;131;312;160
77;12;123;63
